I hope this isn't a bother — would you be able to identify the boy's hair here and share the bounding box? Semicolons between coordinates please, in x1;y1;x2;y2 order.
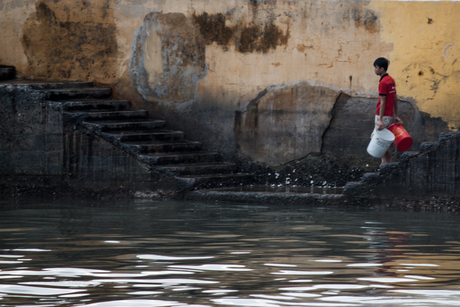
374;57;389;71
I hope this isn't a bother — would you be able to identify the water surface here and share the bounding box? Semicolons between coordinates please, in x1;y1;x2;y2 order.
1;197;460;306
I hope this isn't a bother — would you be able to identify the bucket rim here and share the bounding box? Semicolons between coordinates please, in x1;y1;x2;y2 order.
388;123;404;130
374;128;395;142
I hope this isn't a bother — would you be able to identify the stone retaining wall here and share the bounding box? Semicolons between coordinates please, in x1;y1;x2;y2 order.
344;132;460;199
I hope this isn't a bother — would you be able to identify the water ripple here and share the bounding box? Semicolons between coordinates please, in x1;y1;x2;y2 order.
1;198;460;306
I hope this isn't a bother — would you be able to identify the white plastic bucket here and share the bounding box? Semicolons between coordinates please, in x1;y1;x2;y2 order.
367;128;395;158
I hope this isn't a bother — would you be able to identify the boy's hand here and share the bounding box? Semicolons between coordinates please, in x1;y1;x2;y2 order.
377;119;385;130
394;116;403;125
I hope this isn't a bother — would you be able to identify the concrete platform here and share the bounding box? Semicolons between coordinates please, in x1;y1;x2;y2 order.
186;185;345;205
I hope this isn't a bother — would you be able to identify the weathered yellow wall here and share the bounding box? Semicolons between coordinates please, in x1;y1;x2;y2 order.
369;1;460;130
1;0;459;160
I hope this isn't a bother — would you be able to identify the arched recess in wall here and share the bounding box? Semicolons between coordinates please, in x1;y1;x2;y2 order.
129;12;207;103
235;82;340;166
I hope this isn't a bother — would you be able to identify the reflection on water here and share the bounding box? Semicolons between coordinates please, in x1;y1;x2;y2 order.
1;197;460;306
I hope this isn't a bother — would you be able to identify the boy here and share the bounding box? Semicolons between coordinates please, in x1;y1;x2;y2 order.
373;57;403;166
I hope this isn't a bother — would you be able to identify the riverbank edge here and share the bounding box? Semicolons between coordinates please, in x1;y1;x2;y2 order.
2;175;460;213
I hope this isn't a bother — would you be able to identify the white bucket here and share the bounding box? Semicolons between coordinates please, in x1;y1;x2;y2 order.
367;128;395;158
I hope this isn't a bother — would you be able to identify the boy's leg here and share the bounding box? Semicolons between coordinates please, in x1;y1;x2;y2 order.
377;115;394;165
381;148;391;165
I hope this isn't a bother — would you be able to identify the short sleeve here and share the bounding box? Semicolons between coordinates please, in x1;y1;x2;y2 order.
379;79;388;96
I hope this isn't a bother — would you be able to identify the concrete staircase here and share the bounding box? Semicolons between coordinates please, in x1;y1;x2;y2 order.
38;81;254;190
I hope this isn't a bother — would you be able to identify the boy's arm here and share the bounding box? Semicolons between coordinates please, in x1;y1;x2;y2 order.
377;95;386;130
394;96;403;125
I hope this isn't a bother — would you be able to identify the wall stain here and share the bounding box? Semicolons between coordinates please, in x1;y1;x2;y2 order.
249;0;259;18
258;22;290;52
238;24;260;53
192;11;290;54
296;44;313;53
21;0;118;81
191;12;233;47
352;8;379;33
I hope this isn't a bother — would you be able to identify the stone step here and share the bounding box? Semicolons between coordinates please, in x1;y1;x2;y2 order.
187;186;344;204
42;87;112;100
156;162;237;175
177;173;255;189
103;130;184;142
0;65;16;81
0;80;95;89
84;119;166;132
419;142;437;152
67;109;148;121
29;81;94;90
122;140;201;154
399;151;419;163
360;172;381;184
63;99;131;111
139;151;220;165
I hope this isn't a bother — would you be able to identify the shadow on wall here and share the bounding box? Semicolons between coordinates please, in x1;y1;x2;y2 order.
21;0;119;81
235;82;450;170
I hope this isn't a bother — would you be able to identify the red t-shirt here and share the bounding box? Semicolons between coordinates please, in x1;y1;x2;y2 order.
375;74;396;116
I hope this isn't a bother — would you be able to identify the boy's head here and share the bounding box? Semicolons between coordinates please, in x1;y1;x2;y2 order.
374;57;389;75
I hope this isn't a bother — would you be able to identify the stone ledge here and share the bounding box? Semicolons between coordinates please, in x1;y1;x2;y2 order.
186;188;344;205
0;65;15;81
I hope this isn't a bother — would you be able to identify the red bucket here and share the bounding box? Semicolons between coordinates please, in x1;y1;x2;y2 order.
388;124;413;151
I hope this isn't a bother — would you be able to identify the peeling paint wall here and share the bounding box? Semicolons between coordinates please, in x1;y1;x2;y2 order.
1;0;459;167
21;0;120;81
129;12;206;103
369;1;460;130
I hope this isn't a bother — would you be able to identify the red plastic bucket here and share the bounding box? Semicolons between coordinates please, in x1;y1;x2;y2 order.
388;124;412;151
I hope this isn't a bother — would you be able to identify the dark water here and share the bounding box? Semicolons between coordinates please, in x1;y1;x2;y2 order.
1;197;460;307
